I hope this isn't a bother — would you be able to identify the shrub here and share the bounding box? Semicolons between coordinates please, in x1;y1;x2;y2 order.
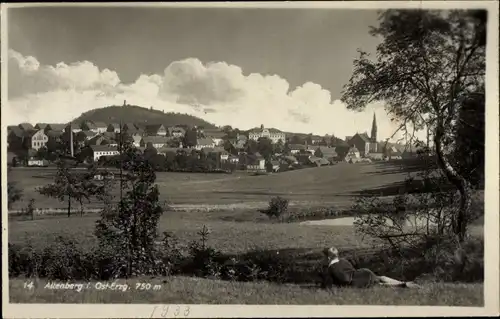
39;236;94;280
259;196;289;220
8;242;42;278
158;231;184;276
186;225;223;279
26;198;36;220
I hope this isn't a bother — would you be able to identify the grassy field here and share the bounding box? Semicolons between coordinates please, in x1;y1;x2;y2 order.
9;161;413;210
7;160;485;305
9;214;380;254
9;276;483;305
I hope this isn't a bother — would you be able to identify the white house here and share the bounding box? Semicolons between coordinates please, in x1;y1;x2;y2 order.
28;129;49;150
27;158;49;167
90;145;120;161
248;125;285;144
94;122;108;134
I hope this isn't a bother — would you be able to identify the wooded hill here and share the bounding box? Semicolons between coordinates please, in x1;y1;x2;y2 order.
72;104;218;128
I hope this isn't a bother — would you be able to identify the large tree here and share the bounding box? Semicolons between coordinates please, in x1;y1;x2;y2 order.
182;128;198;148
341;10;486;242
95;143;164;277
257;137;274;160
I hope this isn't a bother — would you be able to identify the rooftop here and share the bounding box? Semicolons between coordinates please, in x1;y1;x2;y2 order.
90;145;119;152
197;138;215;145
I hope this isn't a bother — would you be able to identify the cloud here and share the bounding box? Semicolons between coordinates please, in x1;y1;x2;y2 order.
6;49;423;141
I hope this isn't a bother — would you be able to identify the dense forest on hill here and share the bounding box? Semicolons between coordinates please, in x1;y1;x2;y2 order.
72;104;218;128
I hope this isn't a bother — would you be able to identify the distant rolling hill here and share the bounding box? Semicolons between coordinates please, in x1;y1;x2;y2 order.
72;104;218;128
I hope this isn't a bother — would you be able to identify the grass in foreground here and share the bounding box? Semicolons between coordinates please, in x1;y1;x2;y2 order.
9;215;380;254
9;276;483;306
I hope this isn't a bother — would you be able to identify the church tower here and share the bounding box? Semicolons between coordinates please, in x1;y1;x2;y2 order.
370;113;378;153
370;113;377;142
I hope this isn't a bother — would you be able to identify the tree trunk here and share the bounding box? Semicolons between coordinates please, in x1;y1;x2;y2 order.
67;194;71;218
434;123;472;242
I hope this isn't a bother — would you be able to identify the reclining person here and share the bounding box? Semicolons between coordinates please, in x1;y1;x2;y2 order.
321;246;420;289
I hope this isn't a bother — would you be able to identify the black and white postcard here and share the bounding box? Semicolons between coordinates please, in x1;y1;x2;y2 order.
2;1;499;318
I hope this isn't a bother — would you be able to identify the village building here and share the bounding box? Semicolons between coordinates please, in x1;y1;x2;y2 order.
26;129;49;151
270;160;281;172
310;135;324;145
82;131;98;140
248;124;286;144
245;153;266;171
47;124;67;132
90;145;120;162
107;123;122;133
317;146;338;163
308;156;330;167
66;123;82;133
347;113;379;157
202;129;226;146
344;146;361;162
289;144;306;154
195;138;216;150
228;155;240;164
145;124;167;136
140;136;171;149
86;135;106;146
168;126;186;138
27;158;49;167
93;122;108;134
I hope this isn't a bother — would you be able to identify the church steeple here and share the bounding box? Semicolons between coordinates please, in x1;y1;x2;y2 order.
370;112;377;142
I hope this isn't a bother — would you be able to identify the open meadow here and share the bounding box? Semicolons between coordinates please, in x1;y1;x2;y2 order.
9;161;417;211
8;160;484;305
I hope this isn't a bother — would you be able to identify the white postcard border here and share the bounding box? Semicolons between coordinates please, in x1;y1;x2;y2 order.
1;1;498;318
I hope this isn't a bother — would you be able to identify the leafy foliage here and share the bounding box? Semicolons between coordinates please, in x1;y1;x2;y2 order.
314;148;323;158
94;142;165;277
37;160;104;217
73;104;217;129
259;196;289;220
341;10;486;242
257;137;274;160
452;92;484;188
182;128;198;148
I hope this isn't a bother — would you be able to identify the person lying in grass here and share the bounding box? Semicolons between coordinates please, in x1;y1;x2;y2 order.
321;246;421;289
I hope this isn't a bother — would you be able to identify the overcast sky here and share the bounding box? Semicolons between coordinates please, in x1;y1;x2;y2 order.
7;6;413;141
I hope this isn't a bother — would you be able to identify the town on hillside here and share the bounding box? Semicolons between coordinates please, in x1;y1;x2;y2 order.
6;110;419;173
